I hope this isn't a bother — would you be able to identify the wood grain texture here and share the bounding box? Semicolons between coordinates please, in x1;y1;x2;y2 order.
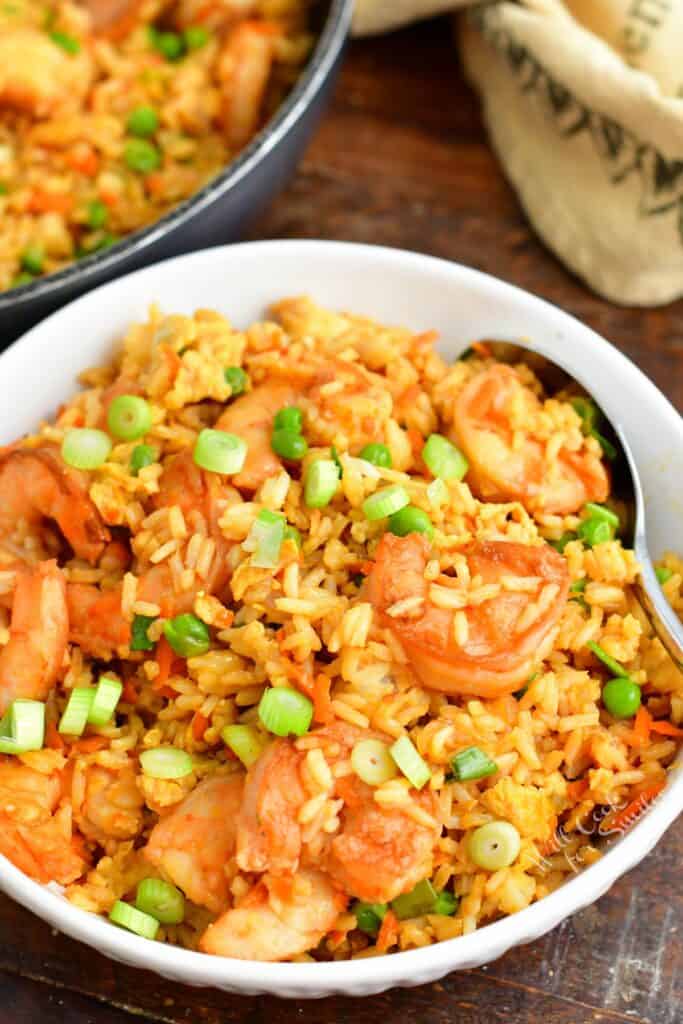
0;15;681;1024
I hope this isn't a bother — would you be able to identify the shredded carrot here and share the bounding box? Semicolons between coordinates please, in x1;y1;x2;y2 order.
649;719;683;737
471;340;493;359
376;909;399;953
27;190;73;215
603;781;666;835
312;673;334;725
358;560;375;577
154;636;175;689
121;678;139;705
99;189;119;209
406;427;424;456
630;706;652;748
397;383;421;409
567;778;589;802
144;172;165;197
192;711;209;741
72;736;109;754
269;875;294;903
66;148;99;177
45;721;64;751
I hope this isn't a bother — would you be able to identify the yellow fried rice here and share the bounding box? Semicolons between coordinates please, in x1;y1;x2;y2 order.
0;0;311;291
0;296;680;962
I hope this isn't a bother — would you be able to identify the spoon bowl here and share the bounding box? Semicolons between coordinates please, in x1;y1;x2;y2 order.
487;340;683;670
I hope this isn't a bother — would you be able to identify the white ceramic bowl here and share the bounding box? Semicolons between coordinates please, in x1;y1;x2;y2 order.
1;241;681;998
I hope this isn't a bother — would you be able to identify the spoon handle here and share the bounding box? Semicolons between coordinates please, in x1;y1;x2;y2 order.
633;555;683;671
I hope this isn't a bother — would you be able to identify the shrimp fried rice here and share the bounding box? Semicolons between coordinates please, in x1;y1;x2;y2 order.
0;0;311;291
0;296;680;962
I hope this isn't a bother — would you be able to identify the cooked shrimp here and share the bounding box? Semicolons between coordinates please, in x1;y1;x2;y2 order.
173;0;257;29
0;560;68;714
0;760;85;884
0;446;109;565
326;774;439;904
74;763;145;843
237;723;442;904
217;21;277;149
0;28;94;117
200;868;345;961
145;774;244;913
450;364;609;515
368;533;569;697
236;739;306;875
214;383;297;492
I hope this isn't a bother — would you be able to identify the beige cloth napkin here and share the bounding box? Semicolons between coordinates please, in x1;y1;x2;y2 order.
353;0;683;306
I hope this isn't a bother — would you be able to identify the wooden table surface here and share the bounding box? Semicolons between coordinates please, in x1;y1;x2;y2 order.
1;15;681;1024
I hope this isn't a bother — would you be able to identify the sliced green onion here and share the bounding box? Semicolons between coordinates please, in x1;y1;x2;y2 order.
109;900;159;939
422;434;468;481
164;614;210;658
107;395;152;441
449;746;498;783
433;890;458;916
184;25;210;50
577;517;614;547
426;477;448;508
283;524;302;549
136;878;185;925
353;900;387;935
569;578;587;593
87;676;123;727
587;640;630;679
258;686;313;737
140;747;193;779
271;429;308;461
0;700;45;754
224;366;248;396
221;724;268;768
388;505;433;539
193;428;247;475
351;739;398;786
362;484;410;522
273;406;303;433
359;443;392;468
656;566;673;584
304;459;340;509
571;396;598;433
602;677;641;719
126;105;159;138
244;509;285;568
50;30;80;54
468;821;521;870
124;139;161;174
58;688;94;735
390;734;431;789
131;613;156;651
583;503;619;529
330;444;344;479
61;428;112;470
130;443;157;475
590;428;617;461
391;879;438;920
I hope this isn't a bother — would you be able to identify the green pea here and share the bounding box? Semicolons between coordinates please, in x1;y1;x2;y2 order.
359;443;392;468
127;105;159;138
50;30;80;53
388;505;434;539
273;406;303;433
87;199;108;229
602;678;641;719
271;429;308;461
183;25;210;50
130;444;157;476
156;31;184;60
164;614;210;658
124;139;161;174
21;245;44;275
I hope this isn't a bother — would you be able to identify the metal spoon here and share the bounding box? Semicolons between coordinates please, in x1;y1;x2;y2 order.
483;339;683;672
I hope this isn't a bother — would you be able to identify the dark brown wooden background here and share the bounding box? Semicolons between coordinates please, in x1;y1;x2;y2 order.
1;16;681;1024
